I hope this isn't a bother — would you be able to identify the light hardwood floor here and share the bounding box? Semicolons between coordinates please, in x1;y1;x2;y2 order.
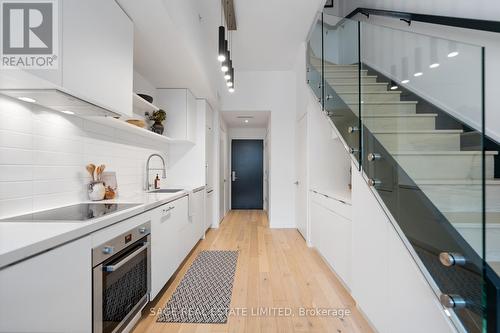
132;210;374;333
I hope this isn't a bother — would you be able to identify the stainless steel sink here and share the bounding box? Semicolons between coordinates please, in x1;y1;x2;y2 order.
148;189;184;193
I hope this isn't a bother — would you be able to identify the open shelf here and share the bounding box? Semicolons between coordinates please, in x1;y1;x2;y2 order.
90;116;194;145
133;93;159;114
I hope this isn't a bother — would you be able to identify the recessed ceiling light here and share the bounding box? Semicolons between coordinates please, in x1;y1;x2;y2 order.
447;51;459;58
244;119;249;123
401;79;410;84
224;73;231;80
228;87;235;93
227;81;233;87
221;65;229;72
429;63;440;68
18;97;36;103
61;110;74;115
390;85;398;90
414;72;423;77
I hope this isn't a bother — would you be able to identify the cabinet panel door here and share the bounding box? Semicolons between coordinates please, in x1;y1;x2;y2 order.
186;90;197;142
0;237;92;333
151;202;179;299
172;196;191;264
158;89;188;140
63;0;133;116
206;126;214;189
206;191;214;230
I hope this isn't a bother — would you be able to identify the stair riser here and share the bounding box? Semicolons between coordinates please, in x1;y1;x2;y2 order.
420;185;500;213
363;117;436;131
327;77;378;84
340;92;401;103
375;133;461;152
394;154;495;180
323;65;358;70
323;68;368;74
323;71;368;78
349;104;417;115
452;223;500;261
310;62;359;69
333;84;388;93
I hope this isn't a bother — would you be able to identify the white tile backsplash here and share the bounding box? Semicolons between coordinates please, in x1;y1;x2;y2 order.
0;95;167;218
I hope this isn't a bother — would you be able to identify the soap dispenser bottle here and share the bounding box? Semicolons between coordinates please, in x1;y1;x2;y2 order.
154;174;160;189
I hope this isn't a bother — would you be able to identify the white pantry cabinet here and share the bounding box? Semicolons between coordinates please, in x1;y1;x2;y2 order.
310;191;352;288
157;89;197;142
205;103;215;190
0;0;134;117
197;99;214;190
0;236;92;333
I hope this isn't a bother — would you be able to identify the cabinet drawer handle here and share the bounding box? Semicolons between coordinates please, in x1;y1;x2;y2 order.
163;206;175;213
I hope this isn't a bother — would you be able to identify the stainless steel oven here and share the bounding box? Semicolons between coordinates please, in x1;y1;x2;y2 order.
93;222;151;333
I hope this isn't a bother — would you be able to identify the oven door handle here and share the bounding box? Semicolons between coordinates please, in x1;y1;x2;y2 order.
103;242;148;272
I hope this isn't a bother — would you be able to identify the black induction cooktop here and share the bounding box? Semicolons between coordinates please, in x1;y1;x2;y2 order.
0;203;140;222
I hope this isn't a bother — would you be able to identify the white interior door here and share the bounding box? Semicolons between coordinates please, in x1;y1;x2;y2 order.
295;114;308;241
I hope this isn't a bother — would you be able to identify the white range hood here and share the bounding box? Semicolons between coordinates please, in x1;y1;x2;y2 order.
0;89;120;117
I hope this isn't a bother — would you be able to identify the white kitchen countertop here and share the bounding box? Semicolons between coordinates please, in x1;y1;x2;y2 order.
0;185;205;269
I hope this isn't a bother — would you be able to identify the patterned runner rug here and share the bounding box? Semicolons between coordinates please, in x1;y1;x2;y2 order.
157;250;239;324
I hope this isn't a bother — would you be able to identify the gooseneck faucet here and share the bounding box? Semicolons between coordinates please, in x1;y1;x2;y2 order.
145;154;166;190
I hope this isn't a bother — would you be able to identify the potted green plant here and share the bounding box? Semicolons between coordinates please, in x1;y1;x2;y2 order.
149;109;166;135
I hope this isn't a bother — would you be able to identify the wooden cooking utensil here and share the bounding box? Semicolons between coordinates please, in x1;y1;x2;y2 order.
86;164;96;181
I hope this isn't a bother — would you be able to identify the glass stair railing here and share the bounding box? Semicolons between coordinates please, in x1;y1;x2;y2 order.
307;12;499;333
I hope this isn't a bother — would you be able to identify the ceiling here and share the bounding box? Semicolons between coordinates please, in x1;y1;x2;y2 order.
117;0;323;105
230;0;323;70
221;111;270;128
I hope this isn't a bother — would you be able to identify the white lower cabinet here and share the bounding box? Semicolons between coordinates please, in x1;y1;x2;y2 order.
151;196;187;299
310;191;352;288
151;193;205;300
0;236;92;333
206;190;214;230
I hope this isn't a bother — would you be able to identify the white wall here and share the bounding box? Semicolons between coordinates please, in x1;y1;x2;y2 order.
0;95;166;219
339;0;500;142
133;71;158;103
228;127;268;140
220;71;296;228
341;0;500;21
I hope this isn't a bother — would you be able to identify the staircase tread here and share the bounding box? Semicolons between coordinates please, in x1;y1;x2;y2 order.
416;179;500;185
362;114;438;118
444;212;500;223
393;150;498;155
325;75;378;79
339;91;402;94
330;82;388;86
371;129;463;134
349;101;418;105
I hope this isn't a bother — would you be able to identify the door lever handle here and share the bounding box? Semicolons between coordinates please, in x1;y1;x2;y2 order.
232;171;238;181
294;181;299;185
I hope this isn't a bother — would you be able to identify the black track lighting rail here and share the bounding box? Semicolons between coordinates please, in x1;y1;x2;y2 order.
333;7;500;33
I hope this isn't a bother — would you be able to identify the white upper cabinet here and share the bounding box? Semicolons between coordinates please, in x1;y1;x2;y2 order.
157;88;198;142
62;0;133;116
0;0;134;117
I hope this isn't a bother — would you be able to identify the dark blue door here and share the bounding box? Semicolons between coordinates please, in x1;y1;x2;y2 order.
231;140;263;209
